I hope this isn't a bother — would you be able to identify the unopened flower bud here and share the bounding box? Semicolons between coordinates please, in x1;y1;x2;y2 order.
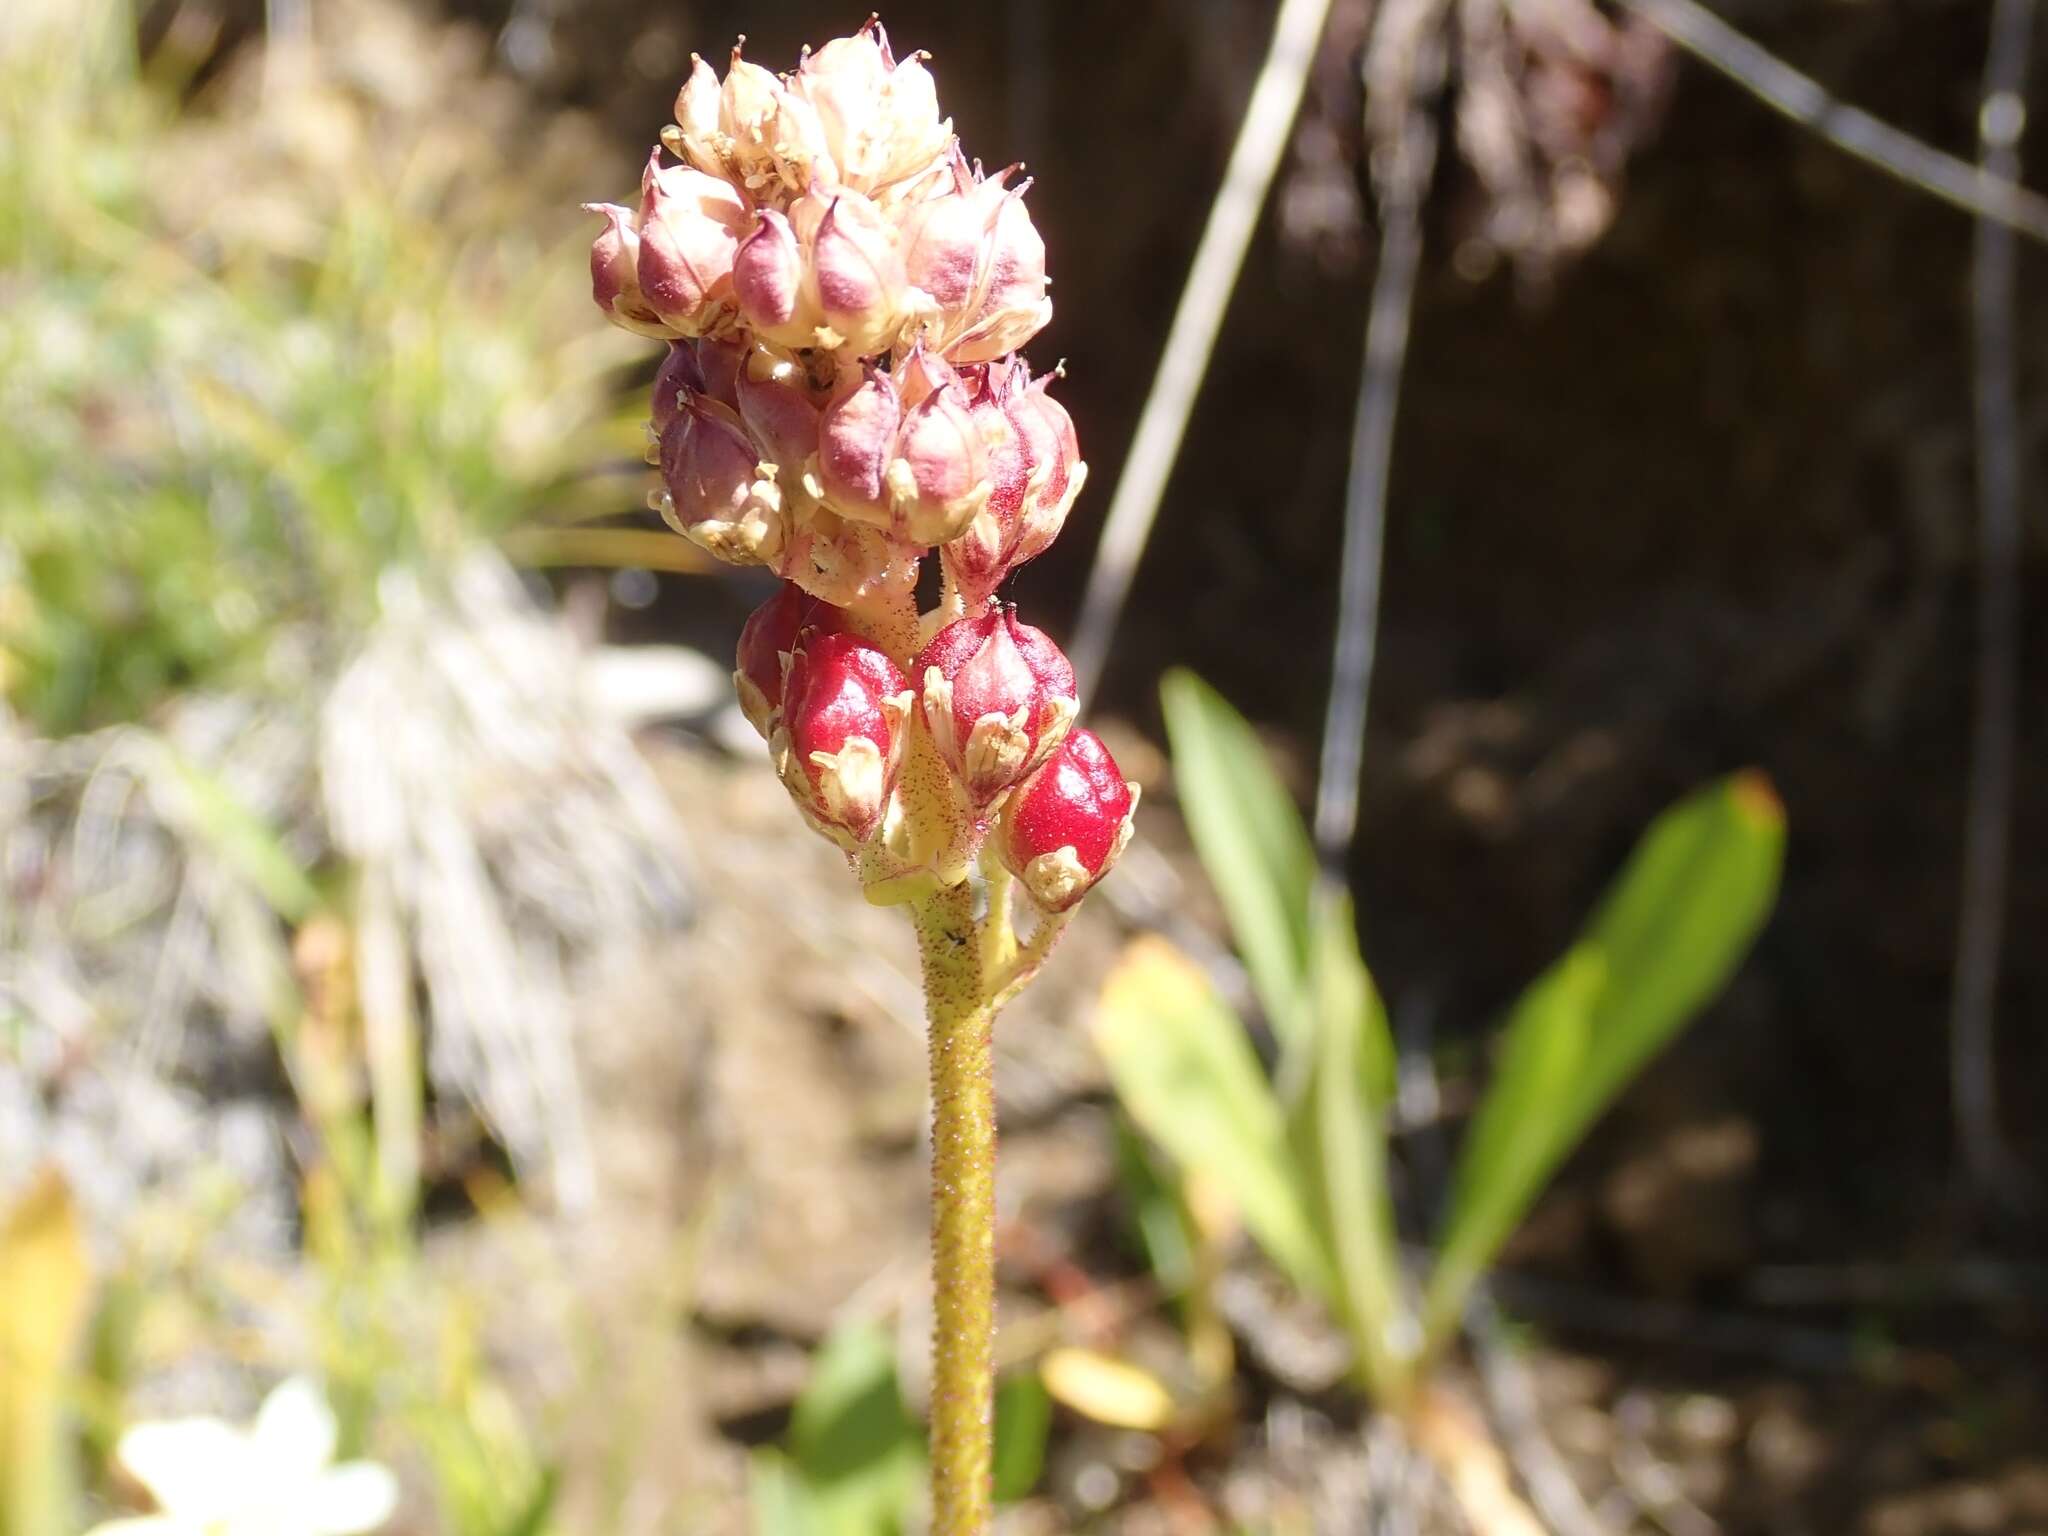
806;192;906;356
816;365;901;524
719;47;836;195
635;150;750;335
735;349;822;482
942;361;1086;605
898;173;988;315
998;728;1138;913
775;630;914;844
916;606;1078;807
1005;370;1084;566
733;582;843;739
669;53;726;177
887;377;988;544
894;338;960;407
946;177;1052;364
732;210;823;348
585;202;668;337
657;393;787;565
796;21;953;199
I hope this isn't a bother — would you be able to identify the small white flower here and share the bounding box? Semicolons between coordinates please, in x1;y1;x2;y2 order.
87;1376;399;1536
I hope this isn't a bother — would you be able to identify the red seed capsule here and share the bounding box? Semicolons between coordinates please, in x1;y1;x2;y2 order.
914;606;1077;807
732;583;845;740
775;630;913;844
998;727;1137;912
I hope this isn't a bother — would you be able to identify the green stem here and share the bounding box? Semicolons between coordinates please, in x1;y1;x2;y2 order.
913;881;997;1535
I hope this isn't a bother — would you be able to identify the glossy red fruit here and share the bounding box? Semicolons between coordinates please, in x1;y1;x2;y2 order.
998;727;1138;912
914;606;1077;807
732;583;845;739
776;630;913;844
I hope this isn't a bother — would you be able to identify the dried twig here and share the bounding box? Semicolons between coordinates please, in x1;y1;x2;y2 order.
1951;0;2037;1211
1313;0;1446;865
1625;0;2048;243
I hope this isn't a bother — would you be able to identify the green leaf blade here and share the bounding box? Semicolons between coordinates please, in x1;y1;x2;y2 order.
1424;772;1784;1351
1095;937;1331;1300
1160;669;1319;1048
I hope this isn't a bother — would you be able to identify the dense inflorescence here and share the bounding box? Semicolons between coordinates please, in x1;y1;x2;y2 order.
587;17;1132;911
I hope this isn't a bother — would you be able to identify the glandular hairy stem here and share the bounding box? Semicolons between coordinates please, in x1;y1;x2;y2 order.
913;881;997;1535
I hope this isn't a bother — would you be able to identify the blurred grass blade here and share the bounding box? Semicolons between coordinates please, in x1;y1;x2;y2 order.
1096;936;1331;1298
1284;887;1408;1398
152;740;319;922
1112;1118;1197;1298
1424;773;1785;1349
992;1371;1052;1502
0;1170;90;1536
1160;669;1318;1047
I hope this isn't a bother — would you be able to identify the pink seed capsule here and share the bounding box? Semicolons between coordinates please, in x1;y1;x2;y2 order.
776;630;914;845
998;728;1138;913
633;150;750;335
915;606;1077;808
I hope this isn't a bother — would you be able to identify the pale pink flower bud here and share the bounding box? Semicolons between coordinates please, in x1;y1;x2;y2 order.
898;178;987;315
815;365;901;525
732;209;822;348
887;376;988;544
635;150;750;335
946;178;1052;364
733;582;844;740
807;192;906;356
669;53;726;177
775;630;914;845
916;606;1078;807
796;21;953;198
1006;370;1085;566
585;202;668;337
656;393;786;565
998;728;1137;913
721;46;836;195
735;349;822;482
894;338;960;408
941;361;1083;605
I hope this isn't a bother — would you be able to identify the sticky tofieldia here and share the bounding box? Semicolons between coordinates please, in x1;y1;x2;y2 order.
584;19;1132;1531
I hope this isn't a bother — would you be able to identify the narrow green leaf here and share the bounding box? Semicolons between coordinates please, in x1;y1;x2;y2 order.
1423;948;1600;1348
1557;771;1786;1149
992;1371;1051;1503
1284;887;1408;1397
1160;669;1318;1047
1112;1118;1196;1298
1423;773;1784;1350
1096;937;1331;1298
